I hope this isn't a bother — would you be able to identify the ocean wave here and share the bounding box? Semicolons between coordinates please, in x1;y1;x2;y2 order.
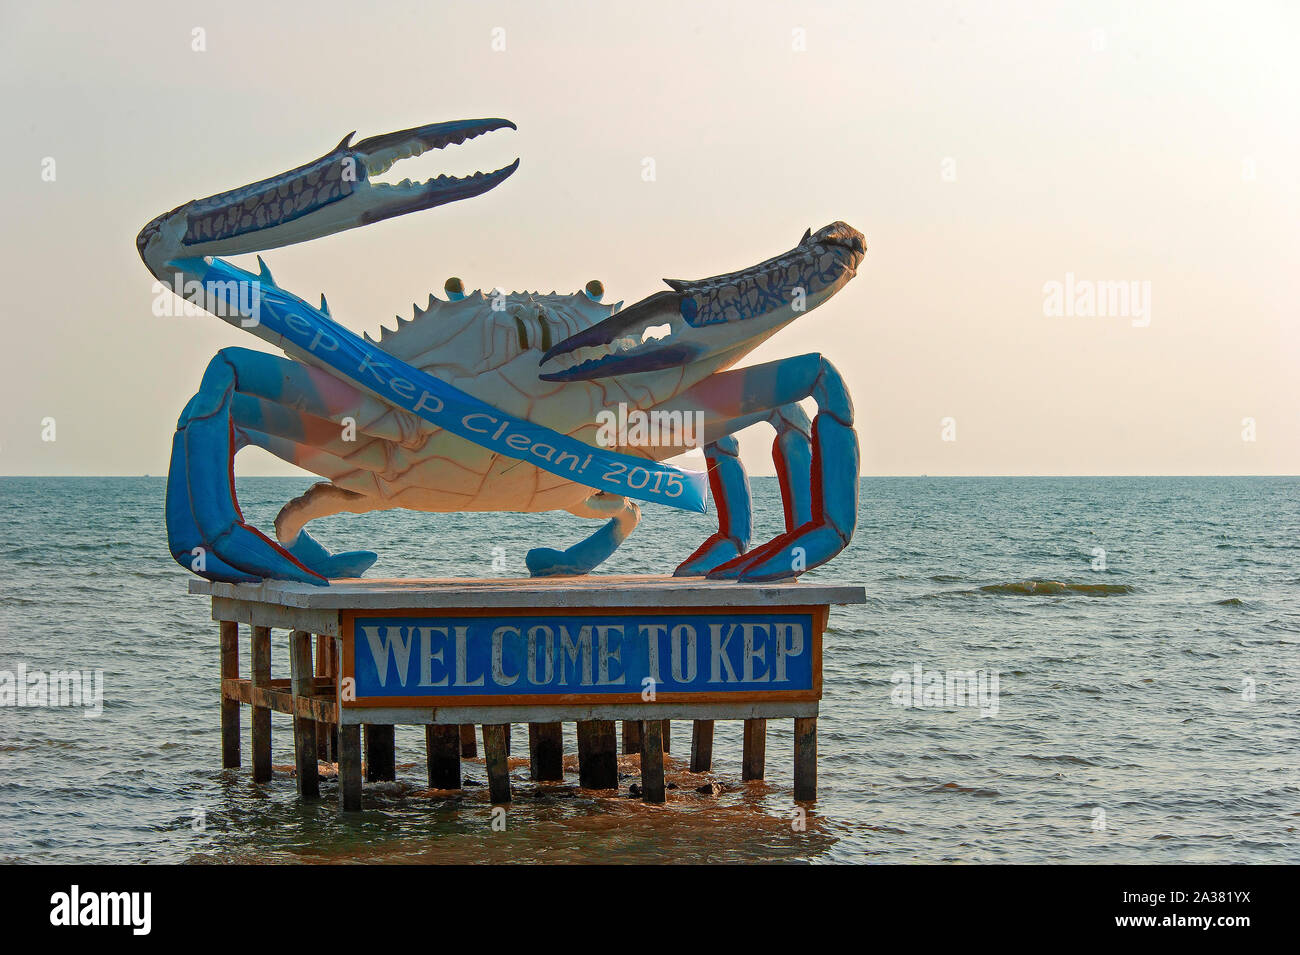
1019;753;1101;766
924;782;1001;797
978;579;1135;597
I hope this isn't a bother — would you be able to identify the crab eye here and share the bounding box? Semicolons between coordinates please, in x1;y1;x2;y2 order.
444;276;465;301
584;279;603;301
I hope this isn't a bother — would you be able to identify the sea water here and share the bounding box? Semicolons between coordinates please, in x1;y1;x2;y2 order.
0;476;1295;863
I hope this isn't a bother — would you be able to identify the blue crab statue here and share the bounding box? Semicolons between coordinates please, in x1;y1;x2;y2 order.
138;119;865;585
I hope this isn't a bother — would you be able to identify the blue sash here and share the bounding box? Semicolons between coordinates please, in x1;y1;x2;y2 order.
188;257;708;513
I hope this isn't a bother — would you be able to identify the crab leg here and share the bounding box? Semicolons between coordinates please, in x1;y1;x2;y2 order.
769;402;814;534
673;436;752;575
651;353;857;582
168;352;326;584
671;404;812;576
166;348;379;584
525;493;642;577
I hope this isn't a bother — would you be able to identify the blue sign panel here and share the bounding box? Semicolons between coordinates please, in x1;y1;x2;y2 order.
349;612;816;700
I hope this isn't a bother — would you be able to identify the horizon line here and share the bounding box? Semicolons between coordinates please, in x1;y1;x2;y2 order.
2;473;1297;480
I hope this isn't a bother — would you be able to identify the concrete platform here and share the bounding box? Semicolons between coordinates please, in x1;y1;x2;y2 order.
190;574;867;610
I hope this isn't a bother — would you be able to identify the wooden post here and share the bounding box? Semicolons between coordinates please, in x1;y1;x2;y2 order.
289;629;319;799
661;719;671;753
250;625;272;783
315;635;338;762
576;721;593;784
339;723;362;812
219;621;240;768
485;723;512;757
742;718;767;781
459;724;477;758
793;717;817;802
364;724;396;782
576;720;617;789
528;722;564;782
482;723;511;804
621;720;642;755
690;720;714;773
329;639;341;760
640;719;666;803
425;724;462;789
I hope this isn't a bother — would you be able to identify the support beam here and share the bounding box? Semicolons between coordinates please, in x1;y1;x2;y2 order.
621;720;642;755
482;723;511;804
289;629;319;799
364;724;396;782
690;720;714;773
425;724;462;790
661;719;672;753
220;621;240;768
528;722;564;782
793;717;817;802
459;724;477;758
250;625;271;783
576;720;618;789
640;719;665;803
742;718;767;781
338;724;362;812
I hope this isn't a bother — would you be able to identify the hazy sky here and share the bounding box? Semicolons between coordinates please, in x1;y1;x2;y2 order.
1;0;1296;477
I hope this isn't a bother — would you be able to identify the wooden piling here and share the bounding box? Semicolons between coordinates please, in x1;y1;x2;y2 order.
575;721;592;780
425;724;462;789
339;724;362;812
485;723;512;757
793;717;817;802
364;724;396;782
621;720;642;755
742;717;767;781
219;621;240;769
690;719;714;773
315;634;338;762
528;722;564;782
576;720;618;789
250;625;271;783
640;719;666;803
628;720;670;753
459;724;477;758
482;723;511;803
575;722;591;774
289;629;319;799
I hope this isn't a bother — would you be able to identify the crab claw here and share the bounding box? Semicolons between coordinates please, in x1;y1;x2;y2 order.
539;291;703;382
137;118;519;271
351;119;520;226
